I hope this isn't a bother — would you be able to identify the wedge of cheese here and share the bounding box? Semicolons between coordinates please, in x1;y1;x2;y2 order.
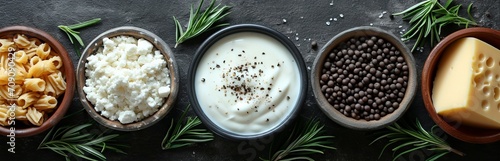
433;37;500;129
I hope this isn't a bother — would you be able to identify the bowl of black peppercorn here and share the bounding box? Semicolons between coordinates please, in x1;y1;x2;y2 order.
311;26;417;130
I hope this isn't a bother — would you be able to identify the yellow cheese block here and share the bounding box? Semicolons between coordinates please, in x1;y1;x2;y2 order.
433;37;500;129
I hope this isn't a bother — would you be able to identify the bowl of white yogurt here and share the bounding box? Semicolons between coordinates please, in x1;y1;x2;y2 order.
189;24;307;139
77;26;179;131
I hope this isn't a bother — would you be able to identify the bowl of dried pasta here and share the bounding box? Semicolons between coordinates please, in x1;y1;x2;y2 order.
0;26;75;137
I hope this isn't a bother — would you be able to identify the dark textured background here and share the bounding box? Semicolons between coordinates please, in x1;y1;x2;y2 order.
1;0;499;160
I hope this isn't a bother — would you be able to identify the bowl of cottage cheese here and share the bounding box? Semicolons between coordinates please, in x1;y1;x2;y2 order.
189;24;308;139
77;26;178;131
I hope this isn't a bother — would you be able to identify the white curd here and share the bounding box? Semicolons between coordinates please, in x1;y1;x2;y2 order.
84;36;171;124
195;32;301;135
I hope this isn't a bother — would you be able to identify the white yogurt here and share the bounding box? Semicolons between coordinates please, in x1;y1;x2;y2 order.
195;32;302;135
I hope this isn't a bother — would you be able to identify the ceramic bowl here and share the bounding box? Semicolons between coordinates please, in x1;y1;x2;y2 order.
311;26;417;130
422;27;500;143
77;26;179;131
188;24;308;139
0;26;75;137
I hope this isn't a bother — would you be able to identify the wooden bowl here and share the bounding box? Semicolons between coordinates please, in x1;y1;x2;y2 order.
311;26;417;130
0;26;75;137
422;27;500;143
77;26;179;131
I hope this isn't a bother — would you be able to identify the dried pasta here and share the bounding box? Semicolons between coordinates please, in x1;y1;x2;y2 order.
23;78;45;92
46;71;65;96
13;34;31;49
0;69;8;85
0;106;8;126
34;95;57;111
0;85;22;100
36;43;50;59
14;50;29;64
27;57;59;78
0;34;66;127
17;92;40;109
27;107;44;126
28;38;42;49
0;39;14;53
44;81;56;97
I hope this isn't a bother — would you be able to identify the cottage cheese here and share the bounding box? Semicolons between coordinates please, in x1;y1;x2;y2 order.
83;36;171;124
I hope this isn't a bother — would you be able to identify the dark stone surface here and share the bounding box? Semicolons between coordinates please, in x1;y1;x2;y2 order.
1;0;499;160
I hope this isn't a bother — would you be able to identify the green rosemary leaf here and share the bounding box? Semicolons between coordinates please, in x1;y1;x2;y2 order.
393;0;430;16
393;0;476;52
467;3;474;21
61;124;92;139
263;118;334;161
173;16;184;42
38;123;126;161
393;144;431;161
83;134;120;146
427;152;449;161
280;156;314;161
76;145;106;160
173;0;231;48
161;104;214;150
67;18;101;30
371;119;464;161
58;18;101;56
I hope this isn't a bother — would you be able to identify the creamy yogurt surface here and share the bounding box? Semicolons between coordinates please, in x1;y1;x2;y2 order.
195;32;301;135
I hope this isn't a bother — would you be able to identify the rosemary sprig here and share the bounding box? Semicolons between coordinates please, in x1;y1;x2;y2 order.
393;0;476;52
161;104;214;150
58;18;101;55
38;123;127;161
370;119;464;161
173;0;231;48
262;118;335;161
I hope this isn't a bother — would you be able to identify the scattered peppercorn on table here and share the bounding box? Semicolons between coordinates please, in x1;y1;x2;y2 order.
1;0;499;160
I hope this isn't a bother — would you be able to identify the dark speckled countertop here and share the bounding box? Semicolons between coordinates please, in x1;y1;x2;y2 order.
1;0;499;160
